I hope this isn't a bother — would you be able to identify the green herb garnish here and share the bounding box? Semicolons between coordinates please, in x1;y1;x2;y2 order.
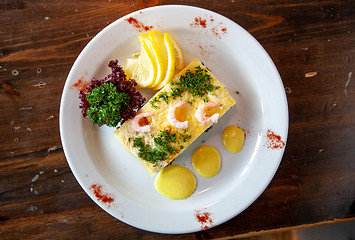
153;130;178;154
158;92;169;103
132;130;186;165
181;133;191;143
133;137;167;165
170;66;220;99
86;82;130;127
149;96;159;109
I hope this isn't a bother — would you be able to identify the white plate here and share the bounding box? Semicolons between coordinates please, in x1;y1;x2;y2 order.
59;5;288;234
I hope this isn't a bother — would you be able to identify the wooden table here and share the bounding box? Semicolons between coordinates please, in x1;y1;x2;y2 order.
1;0;354;239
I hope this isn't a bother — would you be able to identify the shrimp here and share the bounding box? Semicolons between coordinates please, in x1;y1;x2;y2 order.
195;102;220;125
131;112;153;133
168;101;189;129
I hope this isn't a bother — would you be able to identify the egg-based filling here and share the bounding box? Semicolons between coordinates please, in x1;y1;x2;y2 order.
114;59;236;175
223;126;245;153
154;165;196;200
192;145;221;178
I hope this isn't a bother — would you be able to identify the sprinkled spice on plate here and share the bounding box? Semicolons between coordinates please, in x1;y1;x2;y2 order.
90;184;114;204
265;129;285;150
71;77;89;92
191;16;207;28
194;210;214;230
125;17;153;32
190;16;227;39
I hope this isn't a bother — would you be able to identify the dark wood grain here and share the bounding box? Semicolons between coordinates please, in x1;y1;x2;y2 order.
1;0;355;239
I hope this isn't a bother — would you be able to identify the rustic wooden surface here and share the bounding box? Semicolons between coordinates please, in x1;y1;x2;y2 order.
1;0;355;239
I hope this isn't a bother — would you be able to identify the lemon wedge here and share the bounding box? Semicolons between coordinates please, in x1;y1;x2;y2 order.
124;33;157;88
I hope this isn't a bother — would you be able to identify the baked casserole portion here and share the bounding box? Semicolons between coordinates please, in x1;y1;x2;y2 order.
114;59;236;175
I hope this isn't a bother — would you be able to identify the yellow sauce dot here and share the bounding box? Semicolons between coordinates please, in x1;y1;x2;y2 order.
223;126;245;153
154;165;196;200
192;145;221;178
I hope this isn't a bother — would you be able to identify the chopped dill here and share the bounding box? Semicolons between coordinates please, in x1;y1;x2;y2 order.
153;130;178;154
181;133;191;143
158;92;169;103
150;66;220;104
132;130;182;165
149;96;159;109
133;137;168;165
170;66;220;99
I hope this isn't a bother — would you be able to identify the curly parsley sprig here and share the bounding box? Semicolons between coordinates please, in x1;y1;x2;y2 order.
86;83;131;127
79;60;145;128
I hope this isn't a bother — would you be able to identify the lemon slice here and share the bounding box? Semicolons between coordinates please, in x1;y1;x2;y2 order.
166;33;184;72
153;33;183;90
151;34;175;90
123;33;157;88
148;30;168;88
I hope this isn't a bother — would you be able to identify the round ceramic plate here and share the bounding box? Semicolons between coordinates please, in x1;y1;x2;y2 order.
59;5;288;234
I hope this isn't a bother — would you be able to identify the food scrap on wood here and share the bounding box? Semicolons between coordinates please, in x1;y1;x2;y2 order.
305;71;317;77
33;81;47;88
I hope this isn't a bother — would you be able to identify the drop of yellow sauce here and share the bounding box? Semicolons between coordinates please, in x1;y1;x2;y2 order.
192;145;221;178
223;126;245;153
155;165;196;200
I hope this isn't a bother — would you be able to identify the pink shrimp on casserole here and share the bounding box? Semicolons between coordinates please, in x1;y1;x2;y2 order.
132;112;153;133
195;102;220;125
167;101;189;129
